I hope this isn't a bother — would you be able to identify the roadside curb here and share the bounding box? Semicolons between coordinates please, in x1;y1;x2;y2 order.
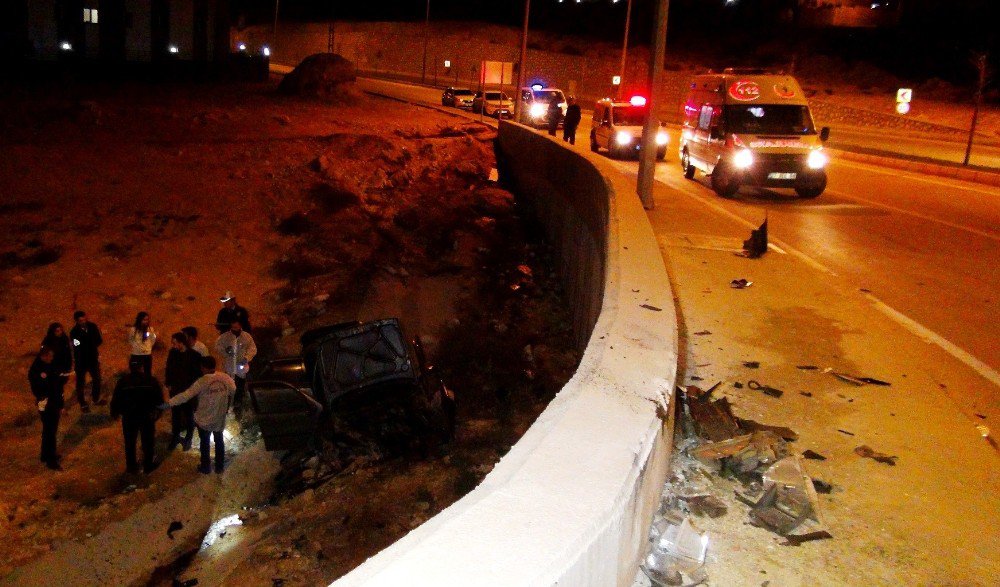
830;147;1000;187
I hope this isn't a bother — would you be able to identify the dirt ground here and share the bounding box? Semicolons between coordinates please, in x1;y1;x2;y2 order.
0;75;577;585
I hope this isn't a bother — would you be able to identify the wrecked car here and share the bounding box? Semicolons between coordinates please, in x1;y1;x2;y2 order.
249;318;455;452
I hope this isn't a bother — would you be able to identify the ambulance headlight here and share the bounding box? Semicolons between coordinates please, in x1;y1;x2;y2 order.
655;132;669;146
529;103;546;118
807;149;828;170
733;149;754;169
616;131;633;145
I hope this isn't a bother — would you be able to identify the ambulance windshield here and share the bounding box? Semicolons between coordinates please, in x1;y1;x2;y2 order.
725;105;815;135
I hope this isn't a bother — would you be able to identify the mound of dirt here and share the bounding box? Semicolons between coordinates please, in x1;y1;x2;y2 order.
278;53;358;100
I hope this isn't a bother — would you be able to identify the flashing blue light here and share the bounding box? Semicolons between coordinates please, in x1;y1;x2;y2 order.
530;83;544;91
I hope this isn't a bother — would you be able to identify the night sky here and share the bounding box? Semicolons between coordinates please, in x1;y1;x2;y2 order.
235;0;995;85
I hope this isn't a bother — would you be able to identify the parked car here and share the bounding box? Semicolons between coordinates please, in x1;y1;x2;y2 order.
472;90;514;118
249;318;455;452
590;96;668;160
516;86;566;128
442;87;476;109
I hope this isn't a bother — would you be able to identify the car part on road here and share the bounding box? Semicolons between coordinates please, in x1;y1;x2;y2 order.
642;516;709;586
740;218;768;259
748;380;784;398
802;449;827;461
854;445;898;466
730;279;753;289
741;456;828;538
826;369;891;386
742;361;760;368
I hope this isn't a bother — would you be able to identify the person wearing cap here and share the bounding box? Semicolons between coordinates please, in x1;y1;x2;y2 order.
29;346;64;471
214;320;256;419
215;292;251;334
110;359;164;474
160;355;236;474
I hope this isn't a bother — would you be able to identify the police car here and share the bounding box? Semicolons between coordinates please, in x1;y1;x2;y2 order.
517;84;567;128
590;96;668;160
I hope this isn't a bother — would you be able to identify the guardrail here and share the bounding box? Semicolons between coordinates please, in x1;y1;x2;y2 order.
332;122;678;586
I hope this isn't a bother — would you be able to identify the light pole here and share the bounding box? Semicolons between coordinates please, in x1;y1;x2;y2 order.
964;53;989;166
513;0;531;121
421;0;431;84
617;0;633;98
636;0;670;210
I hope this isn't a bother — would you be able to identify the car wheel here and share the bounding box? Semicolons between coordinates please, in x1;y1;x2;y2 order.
590;131;599;152
682;150;696;179
711;163;740;198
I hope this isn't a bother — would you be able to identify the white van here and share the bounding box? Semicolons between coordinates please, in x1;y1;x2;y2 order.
678;69;830;198
590;96;668;160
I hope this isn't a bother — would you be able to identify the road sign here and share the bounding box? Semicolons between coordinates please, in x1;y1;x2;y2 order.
896;102;910;115
444;60;451;68
896;88;912;103
612;75;621;86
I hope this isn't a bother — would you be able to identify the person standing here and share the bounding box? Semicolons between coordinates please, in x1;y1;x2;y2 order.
546;95;563;137
215;292;251;334
127;311;156;375
214;321;256;419
29;347;64;471
181;326;210;357
110;360;164;474
70;310;103;410
165;332;202;451
563;96;582;145
161;356;236;474
41;323;72;410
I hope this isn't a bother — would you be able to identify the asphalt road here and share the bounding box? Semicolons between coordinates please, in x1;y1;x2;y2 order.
359;75;1000;399
827;125;1000;169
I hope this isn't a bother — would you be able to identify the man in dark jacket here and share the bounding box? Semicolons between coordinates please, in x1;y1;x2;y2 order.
562;97;582;145
29;347;64;470
165;332;202;451
215;291;251;334
546;96;563;137
110;360;164;474
70;310;103;410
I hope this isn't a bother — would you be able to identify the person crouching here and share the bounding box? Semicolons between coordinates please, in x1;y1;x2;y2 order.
110;359;164;474
161;356;236;474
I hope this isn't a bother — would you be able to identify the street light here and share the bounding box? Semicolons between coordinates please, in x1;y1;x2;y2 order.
513;0;532;121
617;0;634;98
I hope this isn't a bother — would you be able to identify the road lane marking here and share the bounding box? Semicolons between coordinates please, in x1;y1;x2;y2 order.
864;293;1000;389
826;188;1000;242
832;159;1000;195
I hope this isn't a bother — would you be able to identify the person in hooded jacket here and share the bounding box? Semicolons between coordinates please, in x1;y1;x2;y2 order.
165;332;202;451
161;356;236;474
41;322;72;409
29;347;64;470
110;360;164;474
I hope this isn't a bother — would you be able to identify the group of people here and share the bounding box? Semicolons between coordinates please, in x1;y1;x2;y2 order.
546;95;583;145
28;292;257;475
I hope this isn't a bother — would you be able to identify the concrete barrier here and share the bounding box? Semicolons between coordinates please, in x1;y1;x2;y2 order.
331;124;678;586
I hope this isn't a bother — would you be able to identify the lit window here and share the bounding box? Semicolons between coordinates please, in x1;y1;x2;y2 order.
83;8;91;22
83;8;99;24
92;9;98;24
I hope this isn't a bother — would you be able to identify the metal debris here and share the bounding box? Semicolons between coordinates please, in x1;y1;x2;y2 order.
743;361;760;369
736;418;799;441
748;380;784;398
742;456;827;538
854;445;897;466
641;304;663;311
826;369;891;387
782;531;833;546
730;278;753;289
836;429;855;436
802;449;827;461
682;495;729;518
811;479;834;494
796;365;819;370
693;330;712;336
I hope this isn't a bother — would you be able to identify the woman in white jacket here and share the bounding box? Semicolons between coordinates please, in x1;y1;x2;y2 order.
127;311;157;374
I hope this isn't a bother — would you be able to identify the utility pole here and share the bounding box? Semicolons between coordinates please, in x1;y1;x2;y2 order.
964;53;988;167
421;0;431;84
617;0;633;99
636;0;669;210
327;1;336;54
513;0;531;121
272;0;280;53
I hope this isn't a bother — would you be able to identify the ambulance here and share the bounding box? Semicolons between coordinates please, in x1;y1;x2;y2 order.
678;69;830;198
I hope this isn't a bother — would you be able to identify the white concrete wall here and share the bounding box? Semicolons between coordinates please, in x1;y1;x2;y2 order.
330;122;677;586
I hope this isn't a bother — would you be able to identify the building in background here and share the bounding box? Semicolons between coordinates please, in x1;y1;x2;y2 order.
11;0;231;62
797;0;902;28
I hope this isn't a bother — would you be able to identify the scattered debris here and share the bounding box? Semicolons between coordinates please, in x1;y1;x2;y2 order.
733;382;744;389
641;304;663;312
742;456;827;538
642;516;709;587
811;479;834;494
799;391;813;398
748;380;784;398
802;450;827;461
854;445;897;466
686;394;741;442
836;429;855;436
739;217;768;259
743;361;760;369
691;434;754;461
826;369;891;387
730;279;753;289
682;495;729;518
782;531;833;546
796;365;819;370
736;418;798;441
167;521;184;539
829;371;866;386
693;330;712;336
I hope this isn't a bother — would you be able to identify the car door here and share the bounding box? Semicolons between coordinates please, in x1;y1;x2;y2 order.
249;379;322;451
596;107;612;149
691;104;715;171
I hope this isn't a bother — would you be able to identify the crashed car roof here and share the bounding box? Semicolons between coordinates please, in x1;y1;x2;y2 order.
309;318;415;400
